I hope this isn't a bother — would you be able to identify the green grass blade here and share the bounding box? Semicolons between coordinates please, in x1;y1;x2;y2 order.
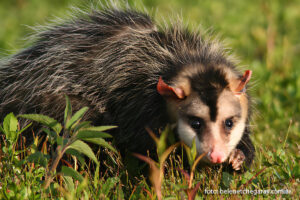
18;122;32;135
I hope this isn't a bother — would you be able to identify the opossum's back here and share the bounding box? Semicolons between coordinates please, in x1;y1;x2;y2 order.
0;9;161;119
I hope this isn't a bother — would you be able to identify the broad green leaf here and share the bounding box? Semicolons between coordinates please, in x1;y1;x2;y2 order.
65;107;89;130
27;152;48;167
76;130;112;140
61;166;84;182
3;113;19;142
81;138;117;153
191;139;197;161
73;121;92;132
67;140;98;164
63;176;75;192
19;114;62;135
64;95;72;125
81;126;117;132
183;139;197;168
4;112;18;133
183;144;193;167
65;148;85;166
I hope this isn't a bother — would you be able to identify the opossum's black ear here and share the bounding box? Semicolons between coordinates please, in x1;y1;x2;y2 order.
234;70;252;95
157;77;186;99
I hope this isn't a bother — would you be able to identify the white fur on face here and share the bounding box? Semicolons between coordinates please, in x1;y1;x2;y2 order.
177;119;203;154
217;90;247;158
176;90;247;164
227;119;246;154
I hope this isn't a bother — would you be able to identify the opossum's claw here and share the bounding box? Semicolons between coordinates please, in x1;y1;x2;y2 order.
229;149;245;171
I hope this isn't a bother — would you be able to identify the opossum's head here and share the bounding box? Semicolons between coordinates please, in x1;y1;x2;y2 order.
157;65;252;164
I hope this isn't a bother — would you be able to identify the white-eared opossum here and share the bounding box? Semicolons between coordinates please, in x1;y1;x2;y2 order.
0;5;254;171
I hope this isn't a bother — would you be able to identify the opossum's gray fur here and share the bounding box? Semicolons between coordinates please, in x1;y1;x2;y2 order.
0;3;253;158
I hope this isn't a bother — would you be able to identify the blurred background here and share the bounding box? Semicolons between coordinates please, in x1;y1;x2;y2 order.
0;0;299;154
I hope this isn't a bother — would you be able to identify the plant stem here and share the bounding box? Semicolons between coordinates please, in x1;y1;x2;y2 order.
43;145;65;189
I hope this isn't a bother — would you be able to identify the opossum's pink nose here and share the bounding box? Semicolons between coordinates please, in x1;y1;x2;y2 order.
210;151;225;163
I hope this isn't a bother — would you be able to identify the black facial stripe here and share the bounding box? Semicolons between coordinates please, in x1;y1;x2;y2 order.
199;89;221;122
190;67;229;122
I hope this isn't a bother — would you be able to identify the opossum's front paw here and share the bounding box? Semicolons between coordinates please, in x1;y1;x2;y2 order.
229;149;245;171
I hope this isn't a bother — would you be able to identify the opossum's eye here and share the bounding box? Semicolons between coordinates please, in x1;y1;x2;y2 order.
225;118;234;130
189;117;204;130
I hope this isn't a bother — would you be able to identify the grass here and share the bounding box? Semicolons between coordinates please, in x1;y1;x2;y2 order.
0;0;299;199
